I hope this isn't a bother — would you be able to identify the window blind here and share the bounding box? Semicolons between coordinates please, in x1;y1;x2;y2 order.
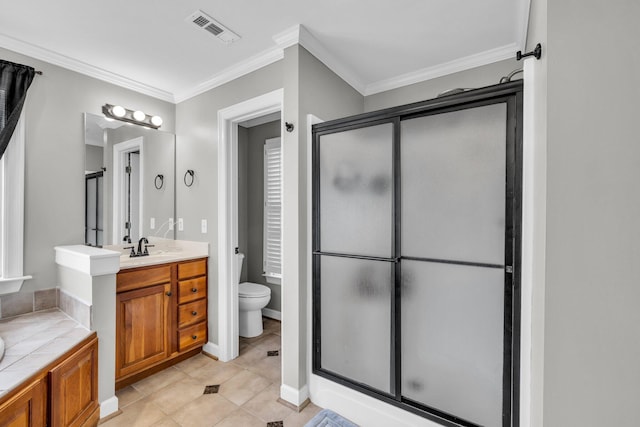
263;137;282;280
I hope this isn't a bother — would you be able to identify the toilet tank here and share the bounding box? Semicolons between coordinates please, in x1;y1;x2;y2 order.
236;253;245;284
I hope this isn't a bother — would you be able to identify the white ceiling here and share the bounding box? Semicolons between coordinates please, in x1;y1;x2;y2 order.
0;0;530;103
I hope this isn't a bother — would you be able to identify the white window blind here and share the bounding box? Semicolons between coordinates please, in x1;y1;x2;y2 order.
263;137;282;283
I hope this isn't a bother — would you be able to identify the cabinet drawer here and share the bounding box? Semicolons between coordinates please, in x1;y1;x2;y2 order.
178;322;207;351
178;300;207;328
178;259;206;280
178;276;207;304
117;264;172;293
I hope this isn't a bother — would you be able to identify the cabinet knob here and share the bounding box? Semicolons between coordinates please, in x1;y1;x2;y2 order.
192;335;197;340
166;291;172;296
191;288;198;293
192;311;198;316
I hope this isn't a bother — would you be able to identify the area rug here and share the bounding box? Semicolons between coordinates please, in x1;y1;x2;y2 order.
305;409;359;427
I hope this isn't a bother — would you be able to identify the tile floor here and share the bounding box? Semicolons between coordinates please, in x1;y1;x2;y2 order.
102;318;321;427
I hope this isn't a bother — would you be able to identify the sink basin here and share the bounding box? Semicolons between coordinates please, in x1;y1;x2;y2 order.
0;337;5;362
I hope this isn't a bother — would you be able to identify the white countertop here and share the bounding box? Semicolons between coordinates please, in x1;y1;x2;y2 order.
104;238;209;269
0;309;93;398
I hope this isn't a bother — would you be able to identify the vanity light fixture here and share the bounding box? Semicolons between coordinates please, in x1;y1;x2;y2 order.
102;104;163;129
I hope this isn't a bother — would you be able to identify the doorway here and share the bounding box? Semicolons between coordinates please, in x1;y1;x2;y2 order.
215;89;284;362
112;137;143;245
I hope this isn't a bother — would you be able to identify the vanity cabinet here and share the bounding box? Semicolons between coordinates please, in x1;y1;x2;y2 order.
115;258;208;389
0;376;46;427
0;334;99;427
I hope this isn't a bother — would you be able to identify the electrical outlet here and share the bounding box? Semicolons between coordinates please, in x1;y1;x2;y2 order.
201;219;207;234
168;218;174;230
150;217;155;229
178;218;184;231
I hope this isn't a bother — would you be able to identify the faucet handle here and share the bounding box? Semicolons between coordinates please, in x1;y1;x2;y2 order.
144;244;155;255
123;246;136;257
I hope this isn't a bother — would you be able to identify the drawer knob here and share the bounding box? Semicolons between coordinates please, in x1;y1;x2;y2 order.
166;291;172;296
192;335;197;340
191;288;198;293
192;311;198;316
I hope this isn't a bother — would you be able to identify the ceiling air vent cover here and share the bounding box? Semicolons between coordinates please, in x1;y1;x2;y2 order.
186;10;240;44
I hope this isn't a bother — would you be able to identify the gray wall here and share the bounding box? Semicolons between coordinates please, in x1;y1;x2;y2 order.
364;58;519;112
543;1;640;426
85;145;103;173
0;47;175;300
281;45;365;389
175;60;284;344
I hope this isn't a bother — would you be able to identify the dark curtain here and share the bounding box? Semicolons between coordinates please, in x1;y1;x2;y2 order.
0;59;35;160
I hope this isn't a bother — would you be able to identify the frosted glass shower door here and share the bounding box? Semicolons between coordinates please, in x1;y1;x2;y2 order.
315;123;394;394
401;103;508;427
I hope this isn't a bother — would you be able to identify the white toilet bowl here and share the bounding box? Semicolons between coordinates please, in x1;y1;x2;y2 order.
238;282;271;337
237;253;271;338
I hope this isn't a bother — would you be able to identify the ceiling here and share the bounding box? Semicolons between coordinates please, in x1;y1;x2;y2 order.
0;0;530;103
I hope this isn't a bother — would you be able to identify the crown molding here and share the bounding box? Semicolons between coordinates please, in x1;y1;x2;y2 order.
363;43;519;96
173;46;284;103
273;25;366;95
0;32;174;102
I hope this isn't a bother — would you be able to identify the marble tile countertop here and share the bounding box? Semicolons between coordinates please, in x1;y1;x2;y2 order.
0;309;92;399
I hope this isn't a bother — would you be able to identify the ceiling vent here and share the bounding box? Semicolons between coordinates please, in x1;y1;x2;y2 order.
186;10;240;44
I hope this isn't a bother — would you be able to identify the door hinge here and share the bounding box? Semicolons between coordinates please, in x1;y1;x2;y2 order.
125;165;132;174
234;247;239;254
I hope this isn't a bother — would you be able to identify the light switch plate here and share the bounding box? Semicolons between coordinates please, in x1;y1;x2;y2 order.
168;218;174;230
201;219;207;234
178;218;184;231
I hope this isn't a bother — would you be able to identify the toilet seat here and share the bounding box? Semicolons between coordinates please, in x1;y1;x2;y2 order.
239;282;271;298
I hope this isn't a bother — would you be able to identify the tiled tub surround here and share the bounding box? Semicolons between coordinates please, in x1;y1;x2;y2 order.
0;287;58;319
0;308;92;397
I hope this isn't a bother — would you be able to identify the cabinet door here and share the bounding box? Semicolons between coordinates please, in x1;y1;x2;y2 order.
0;376;46;427
116;283;171;379
49;336;99;427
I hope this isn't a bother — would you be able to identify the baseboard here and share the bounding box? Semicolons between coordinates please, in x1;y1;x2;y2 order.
99;396;119;419
202;341;220;358
262;307;281;321
280;383;309;407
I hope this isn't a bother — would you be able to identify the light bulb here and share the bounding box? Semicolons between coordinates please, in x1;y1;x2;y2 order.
111;105;126;118
133;110;146;121
150;115;163;127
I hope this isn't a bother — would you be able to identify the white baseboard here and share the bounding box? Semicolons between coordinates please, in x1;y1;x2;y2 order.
281;383;309;407
202;341;220;359
100;396;119;419
262;307;281;321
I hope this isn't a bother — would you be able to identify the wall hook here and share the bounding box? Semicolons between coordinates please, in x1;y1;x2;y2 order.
154;174;164;190
516;43;542;61
285;122;294;132
184;169;195;187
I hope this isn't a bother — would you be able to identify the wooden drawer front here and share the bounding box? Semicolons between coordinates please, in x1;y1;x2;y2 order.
178;300;207;328
178;259;206;280
178;322;207;351
117;265;172;293
178;276;207;304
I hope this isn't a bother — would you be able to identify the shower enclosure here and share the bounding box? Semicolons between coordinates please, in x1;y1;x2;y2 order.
312;81;522;427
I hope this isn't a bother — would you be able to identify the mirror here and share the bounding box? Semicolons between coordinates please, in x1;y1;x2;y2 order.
84;113;176;246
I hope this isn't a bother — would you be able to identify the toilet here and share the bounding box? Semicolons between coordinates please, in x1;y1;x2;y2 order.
237;253;271;338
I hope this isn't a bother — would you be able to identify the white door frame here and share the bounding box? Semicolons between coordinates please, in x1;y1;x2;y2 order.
215;89;284;362
112;137;144;245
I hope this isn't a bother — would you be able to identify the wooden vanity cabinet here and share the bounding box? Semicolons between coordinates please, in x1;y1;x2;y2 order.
0;376;46;427
0;334;99;427
115;258;208;389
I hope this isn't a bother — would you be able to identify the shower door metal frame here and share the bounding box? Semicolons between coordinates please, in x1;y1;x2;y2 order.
312;80;523;427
